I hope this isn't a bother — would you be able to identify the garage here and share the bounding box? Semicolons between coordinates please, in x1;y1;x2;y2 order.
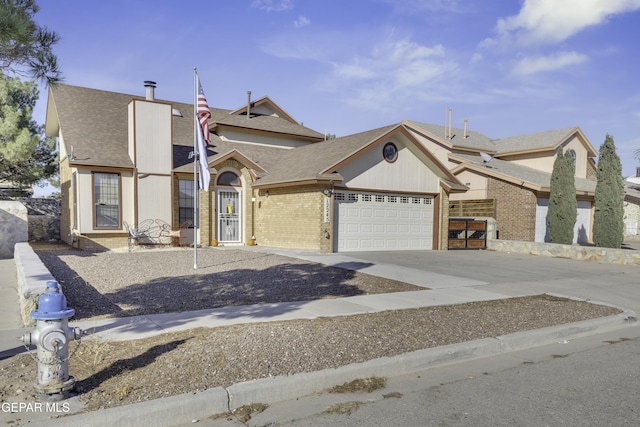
535;198;592;243
334;191;434;252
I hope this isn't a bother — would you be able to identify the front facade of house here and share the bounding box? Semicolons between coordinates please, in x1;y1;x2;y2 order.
46;81;600;252
46;83;464;252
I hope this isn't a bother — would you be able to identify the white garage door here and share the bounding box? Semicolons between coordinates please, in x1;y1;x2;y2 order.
535;198;592;243
335;191;434;252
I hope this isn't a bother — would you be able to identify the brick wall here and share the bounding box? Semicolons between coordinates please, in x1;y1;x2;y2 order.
487;177;537;241
254;184;328;252
439;191;448;250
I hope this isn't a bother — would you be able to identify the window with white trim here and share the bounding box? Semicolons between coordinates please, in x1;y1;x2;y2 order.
178;179;195;226
93;172;120;228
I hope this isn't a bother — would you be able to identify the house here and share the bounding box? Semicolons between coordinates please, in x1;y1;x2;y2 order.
400;121;598;244
45;82;466;252
624;168;640;238
45;81;598;253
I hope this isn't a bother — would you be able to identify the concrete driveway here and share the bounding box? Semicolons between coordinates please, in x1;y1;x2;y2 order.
340;249;640;313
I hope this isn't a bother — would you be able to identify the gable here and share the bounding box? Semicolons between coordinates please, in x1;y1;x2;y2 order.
333;128;460;194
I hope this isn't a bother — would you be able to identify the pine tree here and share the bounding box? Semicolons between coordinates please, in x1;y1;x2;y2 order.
0;71;56;190
593;134;624;248
548;149;577;244
0;0;61;83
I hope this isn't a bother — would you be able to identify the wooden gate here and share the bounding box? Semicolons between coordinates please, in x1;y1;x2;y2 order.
448;218;487;249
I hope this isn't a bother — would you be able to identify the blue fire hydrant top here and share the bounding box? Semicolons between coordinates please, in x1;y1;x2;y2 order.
31;281;75;320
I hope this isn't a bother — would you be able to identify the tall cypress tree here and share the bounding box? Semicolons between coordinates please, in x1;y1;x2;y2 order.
548;149;577;244
593;134;624;248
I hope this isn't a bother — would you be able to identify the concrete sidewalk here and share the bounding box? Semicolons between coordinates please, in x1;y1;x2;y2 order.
1;246;636;427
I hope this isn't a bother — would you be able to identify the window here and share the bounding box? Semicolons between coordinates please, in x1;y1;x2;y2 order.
348;193;358;202
569;149;577;167
335;192;345;201
383;142;398;163
93;172;120;228
217;171;240;186
179;179;194;226
375;195;385;203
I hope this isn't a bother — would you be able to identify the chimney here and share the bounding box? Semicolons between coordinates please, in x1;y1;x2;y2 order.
463;118;468;138
246;91;251;117
144;80;156;101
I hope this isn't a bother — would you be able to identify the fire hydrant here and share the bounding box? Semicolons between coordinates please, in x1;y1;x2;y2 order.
20;281;83;401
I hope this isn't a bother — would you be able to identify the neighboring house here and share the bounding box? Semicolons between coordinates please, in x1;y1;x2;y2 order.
402;122;598;243
45;82;466;252
624;168;640;238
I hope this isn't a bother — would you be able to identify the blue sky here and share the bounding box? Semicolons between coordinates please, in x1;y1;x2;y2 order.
32;0;640;193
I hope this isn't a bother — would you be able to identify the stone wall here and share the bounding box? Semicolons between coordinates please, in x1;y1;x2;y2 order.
488;239;640;265
0;198;61;258
0;201;28;258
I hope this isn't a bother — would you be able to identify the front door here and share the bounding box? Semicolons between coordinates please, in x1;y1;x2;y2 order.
218;189;241;242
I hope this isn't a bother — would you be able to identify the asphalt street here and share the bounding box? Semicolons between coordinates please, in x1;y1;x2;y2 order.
251;328;640;427
181;249;640;427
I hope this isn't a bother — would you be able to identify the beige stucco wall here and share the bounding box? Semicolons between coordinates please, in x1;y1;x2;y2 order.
624;200;640;237
450;170;488;201
504;136;589;179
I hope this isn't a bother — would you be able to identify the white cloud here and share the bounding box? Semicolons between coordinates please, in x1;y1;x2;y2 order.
511;51;589;75
251;0;293;12
293;16;310;28
330;39;457;111
487;0;640;46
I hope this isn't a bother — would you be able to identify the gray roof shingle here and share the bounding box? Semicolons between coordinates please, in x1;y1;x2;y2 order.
48;83;324;169
453;153;596;193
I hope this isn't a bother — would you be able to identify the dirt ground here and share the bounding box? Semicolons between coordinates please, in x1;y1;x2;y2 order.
0;242;622;416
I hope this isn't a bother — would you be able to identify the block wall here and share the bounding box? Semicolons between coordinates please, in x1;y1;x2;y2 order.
487;177;537;241
254;184;328;252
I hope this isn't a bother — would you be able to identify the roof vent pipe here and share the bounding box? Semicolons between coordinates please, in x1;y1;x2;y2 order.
144;81;156;101
247;91;251;118
448;108;452;140
464;118;468;138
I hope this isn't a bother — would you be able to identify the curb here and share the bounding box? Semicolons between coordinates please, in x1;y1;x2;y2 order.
28;309;636;427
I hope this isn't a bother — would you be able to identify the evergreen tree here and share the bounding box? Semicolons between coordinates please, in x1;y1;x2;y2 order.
548;149;577;244
0;0;61;83
593;134;624;248
0;71;56;190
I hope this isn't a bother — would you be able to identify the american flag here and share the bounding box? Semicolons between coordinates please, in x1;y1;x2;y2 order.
196;77;211;145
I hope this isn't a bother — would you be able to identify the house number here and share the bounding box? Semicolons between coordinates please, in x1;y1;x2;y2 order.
324;197;330;223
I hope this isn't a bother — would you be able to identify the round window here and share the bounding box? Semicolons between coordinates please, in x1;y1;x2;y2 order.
383;142;398;163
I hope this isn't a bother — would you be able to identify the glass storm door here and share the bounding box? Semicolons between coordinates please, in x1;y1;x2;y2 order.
218;189;241;242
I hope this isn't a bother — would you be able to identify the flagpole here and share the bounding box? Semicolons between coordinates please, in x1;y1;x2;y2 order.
193;67;198;269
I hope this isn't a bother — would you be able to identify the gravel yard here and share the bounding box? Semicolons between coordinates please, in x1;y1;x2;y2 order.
0;242;621;415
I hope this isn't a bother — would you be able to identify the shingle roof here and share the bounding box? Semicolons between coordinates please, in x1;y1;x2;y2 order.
407;121;582;156
407;121;495;151
251;124;400;187
492;127;578;154
48;83;324;169
452;153;596;193
48;84;136;168
214;114;325;140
